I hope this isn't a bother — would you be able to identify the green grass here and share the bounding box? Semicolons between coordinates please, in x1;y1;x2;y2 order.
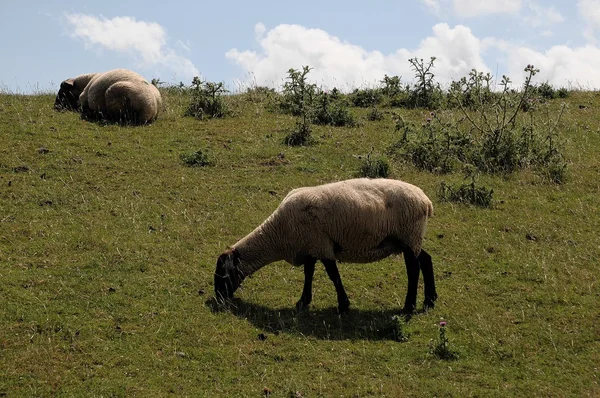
1;89;599;397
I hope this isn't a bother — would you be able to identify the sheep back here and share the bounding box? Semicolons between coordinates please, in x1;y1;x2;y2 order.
260;178;433;264
79;69;161;123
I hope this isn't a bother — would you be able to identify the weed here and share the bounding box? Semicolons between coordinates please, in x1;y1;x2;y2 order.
357;149;390;178
439;168;494;208
406;57;444;109
429;321;459;360
279;66;317;116
313;92;356;127
390;64;570;180
185;77;229;120
390;315;409;342
367;105;385;121
180;149;212;167
350;87;383;108
284;119;314;146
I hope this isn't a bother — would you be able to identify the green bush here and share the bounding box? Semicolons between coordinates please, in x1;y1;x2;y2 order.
185;78;229;120
350;87;383;107
313;92;356;127
180;149;212;167
391;65;568;182
357;150;390;178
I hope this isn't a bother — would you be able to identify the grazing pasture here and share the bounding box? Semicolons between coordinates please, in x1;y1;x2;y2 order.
0;87;598;397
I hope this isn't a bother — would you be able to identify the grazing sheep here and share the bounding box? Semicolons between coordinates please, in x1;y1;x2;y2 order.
214;178;437;314
54;73;98;111
55;69;162;124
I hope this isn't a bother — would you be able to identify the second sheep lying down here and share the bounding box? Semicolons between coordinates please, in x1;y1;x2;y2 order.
54;68;162;124
214;178;438;314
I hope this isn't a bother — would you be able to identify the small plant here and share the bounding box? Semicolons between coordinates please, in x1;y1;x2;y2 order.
245;85;276;103
391;111;466;173
439;179;494;208
557;87;569;98
280;66;318;145
536;81;556;100
429;321;458;360
180;149;212;167
439;167;493;207
279;66;317;116
313;91;356;127
357;149;390;178
284;119;313;146
390;315;409;342
407;57;443;109
380;75;403;97
350;87;383;108
367;105;385;121
185;77;229;120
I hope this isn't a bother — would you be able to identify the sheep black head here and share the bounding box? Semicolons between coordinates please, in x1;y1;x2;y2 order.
54;79;81;111
214;248;244;302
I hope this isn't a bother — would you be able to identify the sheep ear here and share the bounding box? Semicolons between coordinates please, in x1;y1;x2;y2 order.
217;252;231;267
60;79;74;89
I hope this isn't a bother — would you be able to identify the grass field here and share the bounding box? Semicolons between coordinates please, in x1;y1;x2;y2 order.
1;88;599;397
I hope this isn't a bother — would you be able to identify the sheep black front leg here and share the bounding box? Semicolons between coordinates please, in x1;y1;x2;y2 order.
296;258;316;312
322;259;350;313
419;249;438;309
402;250;421;314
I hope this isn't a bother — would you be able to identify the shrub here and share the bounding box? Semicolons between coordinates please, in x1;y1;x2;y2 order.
279;66;317;116
357;150;390;178
367;106;385;121
447;70;496;109
391;111;468;174
350;87;383;107
380;75;403;97
439;169;493;208
185;77;229;120
313;92;356;127
391;64;568;182
557;87;569;98
405;57;444;109
180;149;212;167
284;119;313;147
245;85;276;103
536;81;556;100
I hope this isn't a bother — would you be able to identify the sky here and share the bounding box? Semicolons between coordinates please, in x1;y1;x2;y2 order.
2;0;600;93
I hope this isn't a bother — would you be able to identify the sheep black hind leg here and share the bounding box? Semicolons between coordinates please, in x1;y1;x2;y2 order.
419;249;438;309
296;258;316;312
322;259;350;314
402;250;421;315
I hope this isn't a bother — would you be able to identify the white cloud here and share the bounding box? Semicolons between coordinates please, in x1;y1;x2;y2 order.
420;0;442;14
578;0;600;42
502;43;600;88
63;13;199;81
522;1;564;28
228;22;600;91
226;23;491;90
453;0;522;18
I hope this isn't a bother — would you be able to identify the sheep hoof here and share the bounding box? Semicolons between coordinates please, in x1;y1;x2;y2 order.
401;304;416;316
338;298;351;314
296;300;310;313
423;298;436;310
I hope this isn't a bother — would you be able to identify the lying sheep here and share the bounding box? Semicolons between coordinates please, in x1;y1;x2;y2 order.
214;178;437;314
54;69;162;124
54;73;98;111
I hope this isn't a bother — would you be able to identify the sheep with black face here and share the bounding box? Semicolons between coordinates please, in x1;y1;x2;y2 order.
214;178;437;314
54;68;162;124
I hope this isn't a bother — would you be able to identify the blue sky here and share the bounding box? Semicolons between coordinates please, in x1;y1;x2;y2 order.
2;0;600;93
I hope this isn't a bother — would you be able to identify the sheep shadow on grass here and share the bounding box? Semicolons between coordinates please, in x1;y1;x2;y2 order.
206;297;421;341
